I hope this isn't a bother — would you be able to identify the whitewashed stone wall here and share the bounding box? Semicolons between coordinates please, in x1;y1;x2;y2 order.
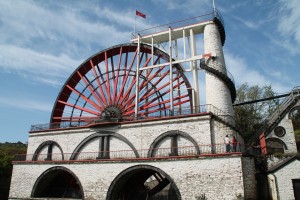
10;156;250;200
26;127;95;160
12;114;250;200
267;112;297;154
27;115;214;158
26;115;243;160
213;120;245;152
272;159;300;200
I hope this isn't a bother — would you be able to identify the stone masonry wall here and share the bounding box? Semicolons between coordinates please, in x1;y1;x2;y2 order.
12;115;251;200
10;156;246;200
273;159;300;200
26;115;213;159
242;157;256;200
26;115;244;160
267;113;297;154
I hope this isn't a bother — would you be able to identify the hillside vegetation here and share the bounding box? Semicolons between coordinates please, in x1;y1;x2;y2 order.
0;142;27;199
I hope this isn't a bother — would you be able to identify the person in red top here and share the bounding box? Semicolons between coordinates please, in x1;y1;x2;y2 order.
232;136;237;152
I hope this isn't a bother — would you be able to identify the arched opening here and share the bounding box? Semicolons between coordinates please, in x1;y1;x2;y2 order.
31;167;84;199
148;130;200;157
32;140;64;161
107;165;181;200
266;138;287;154
70;131;139;160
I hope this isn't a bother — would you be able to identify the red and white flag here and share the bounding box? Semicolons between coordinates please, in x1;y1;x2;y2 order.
136;10;146;19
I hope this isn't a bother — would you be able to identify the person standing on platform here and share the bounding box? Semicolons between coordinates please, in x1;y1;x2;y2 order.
224;135;231;153
232;135;237;152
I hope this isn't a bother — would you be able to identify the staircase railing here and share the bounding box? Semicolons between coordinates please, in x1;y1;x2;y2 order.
247;86;300;145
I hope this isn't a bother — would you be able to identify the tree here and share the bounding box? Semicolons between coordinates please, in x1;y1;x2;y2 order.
234;83;280;142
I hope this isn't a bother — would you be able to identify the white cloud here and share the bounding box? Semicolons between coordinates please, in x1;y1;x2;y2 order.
231;15;272;30
276;0;300;54
0;1;144;86
0;44;80;86
0;96;52;112
152;0;211;15
0;1;132;50
225;52;268;86
225;52;291;93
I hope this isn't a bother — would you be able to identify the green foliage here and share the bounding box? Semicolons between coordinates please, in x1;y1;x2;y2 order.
295;130;300;136
234;83;280;142
291;108;300;137
0;142;27;199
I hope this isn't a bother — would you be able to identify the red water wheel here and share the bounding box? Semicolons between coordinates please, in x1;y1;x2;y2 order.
50;43;193;125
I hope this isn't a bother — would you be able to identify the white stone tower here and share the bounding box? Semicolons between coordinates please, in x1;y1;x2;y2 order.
204;17;235;124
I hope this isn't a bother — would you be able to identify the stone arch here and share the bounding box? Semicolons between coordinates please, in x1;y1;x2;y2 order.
32;140;64;161
31;166;84;199
106;164;181;200
70;131;139;160
148;130;200;157
266;138;288;154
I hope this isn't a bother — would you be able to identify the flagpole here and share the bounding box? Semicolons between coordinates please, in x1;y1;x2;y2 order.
213;0;216;17
134;11;136;36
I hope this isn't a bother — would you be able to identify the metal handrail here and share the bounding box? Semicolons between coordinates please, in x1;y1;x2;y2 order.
247;86;300;144
13;143;246;162
200;59;235;85
30;104;235;132
213;9;225;28
132;11;218;39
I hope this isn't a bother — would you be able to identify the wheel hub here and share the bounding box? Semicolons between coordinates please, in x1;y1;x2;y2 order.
102;106;122;120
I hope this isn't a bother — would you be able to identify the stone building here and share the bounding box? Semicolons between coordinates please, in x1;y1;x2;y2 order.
9;10;300;200
251;89;300;200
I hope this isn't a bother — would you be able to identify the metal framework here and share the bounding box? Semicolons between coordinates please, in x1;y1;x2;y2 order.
131;19;216;116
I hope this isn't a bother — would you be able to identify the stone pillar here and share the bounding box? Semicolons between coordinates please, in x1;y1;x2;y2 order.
204;22;235;121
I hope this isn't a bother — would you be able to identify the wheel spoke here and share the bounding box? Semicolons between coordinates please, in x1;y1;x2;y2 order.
66;85;103;111
113;47;122;103
122;57;163;108
124;94;189;115
105;51;112;105
58;100;99;116
116;48;137;105
90;60;108;106
76;71;102;106
124;77;184;113
121;56;152;106
137;99;190;117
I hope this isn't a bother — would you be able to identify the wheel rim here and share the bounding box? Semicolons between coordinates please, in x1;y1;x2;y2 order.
50;43;193;124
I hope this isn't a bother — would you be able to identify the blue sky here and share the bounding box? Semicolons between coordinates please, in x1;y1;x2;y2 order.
0;0;300;142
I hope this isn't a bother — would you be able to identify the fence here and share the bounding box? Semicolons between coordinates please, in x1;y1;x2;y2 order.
13;143;246;163
132;10;224;39
30;104;235;132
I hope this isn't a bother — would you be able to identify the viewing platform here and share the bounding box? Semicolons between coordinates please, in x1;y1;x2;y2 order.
131;10;225;45
30;104;235;132
13;143;245;164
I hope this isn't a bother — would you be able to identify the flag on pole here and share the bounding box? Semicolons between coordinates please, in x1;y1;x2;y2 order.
136;10;146;19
